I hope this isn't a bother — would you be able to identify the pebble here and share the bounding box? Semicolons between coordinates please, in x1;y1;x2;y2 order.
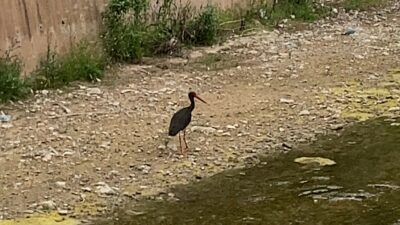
280;98;295;104
299;110;311;116
226;125;236;129
23;210;35;214
294;157;336;166
40;200;57;210
41;90;50;95
167;142;178;151
81;187;92;192
343;28;357;36
55;181;67;189
191;126;217;134
87;88;102;95
57;209;69;215
42;152;53;162
330;124;345;130
189;51;204;59
95;182;117;195
282;142;293;149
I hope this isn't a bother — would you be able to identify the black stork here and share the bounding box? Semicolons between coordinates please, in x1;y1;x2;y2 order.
168;91;207;154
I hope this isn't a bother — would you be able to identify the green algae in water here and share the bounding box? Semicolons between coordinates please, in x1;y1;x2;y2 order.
97;118;400;225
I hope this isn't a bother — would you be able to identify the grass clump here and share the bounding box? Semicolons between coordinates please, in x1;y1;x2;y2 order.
214;0;327;40
101;0;219;62
101;0;150;61
0;41;108;102
29;41;108;89
187;6;219;46
270;0;320;22
342;0;388;11
0;51;29;102
244;0;324;26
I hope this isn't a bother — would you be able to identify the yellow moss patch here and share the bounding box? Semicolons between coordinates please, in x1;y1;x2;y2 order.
362;87;391;97
377;99;399;109
352;99;396;110
315;94;327;101
378;82;398;88
296;117;305;125
74;202;104;217
346;80;362;87
0;213;79;225
392;72;400;84
333;86;391;98
330;77;399;121
330;81;360;95
331;87;349;95
341;111;373;121
71;193;108;217
387;68;400;83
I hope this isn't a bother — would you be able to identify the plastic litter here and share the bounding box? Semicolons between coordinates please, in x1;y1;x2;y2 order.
0;114;11;122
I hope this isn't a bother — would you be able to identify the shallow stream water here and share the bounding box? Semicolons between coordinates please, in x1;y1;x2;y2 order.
100;118;400;225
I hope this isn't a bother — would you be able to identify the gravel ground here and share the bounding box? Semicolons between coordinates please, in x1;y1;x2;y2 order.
0;1;399;221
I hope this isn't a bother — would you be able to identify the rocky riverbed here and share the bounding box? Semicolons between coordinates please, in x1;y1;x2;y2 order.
0;1;399;222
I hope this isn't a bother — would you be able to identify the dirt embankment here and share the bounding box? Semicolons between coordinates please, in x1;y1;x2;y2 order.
0;1;399;222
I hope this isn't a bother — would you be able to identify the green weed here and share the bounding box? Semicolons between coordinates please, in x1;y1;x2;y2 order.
187;6;219;46
101;0;221;62
101;0;150;61
29;41;107;89
342;0;388;11
0;51;29;102
245;0;323;26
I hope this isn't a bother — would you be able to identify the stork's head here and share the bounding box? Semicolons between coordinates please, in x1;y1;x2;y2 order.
188;92;207;104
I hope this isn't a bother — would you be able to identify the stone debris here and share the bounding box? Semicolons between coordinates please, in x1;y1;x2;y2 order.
294;157;336;166
95;182;117;195
0;0;399;220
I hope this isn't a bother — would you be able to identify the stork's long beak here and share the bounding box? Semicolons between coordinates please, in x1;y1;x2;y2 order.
195;95;208;104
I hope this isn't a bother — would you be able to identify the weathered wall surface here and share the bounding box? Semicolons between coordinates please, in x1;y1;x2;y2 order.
0;0;108;73
0;0;246;73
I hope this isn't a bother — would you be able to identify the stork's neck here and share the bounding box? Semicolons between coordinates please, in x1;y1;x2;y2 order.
189;96;195;112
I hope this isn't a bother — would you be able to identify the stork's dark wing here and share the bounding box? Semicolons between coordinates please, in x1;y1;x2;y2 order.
168;107;192;136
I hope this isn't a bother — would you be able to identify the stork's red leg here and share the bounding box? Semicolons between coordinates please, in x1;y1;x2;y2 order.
178;132;183;154
183;129;189;151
